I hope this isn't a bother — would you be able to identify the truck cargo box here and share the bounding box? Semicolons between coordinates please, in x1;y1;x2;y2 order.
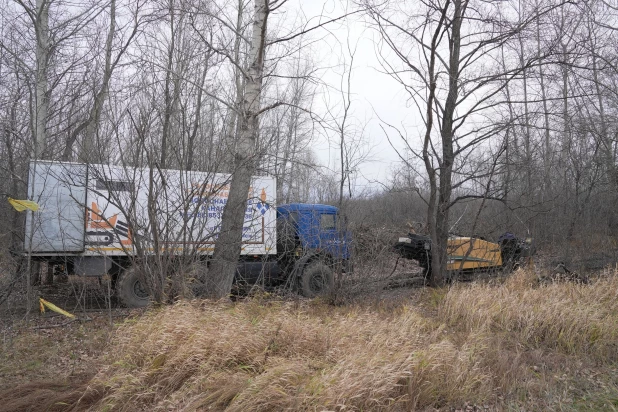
25;161;277;257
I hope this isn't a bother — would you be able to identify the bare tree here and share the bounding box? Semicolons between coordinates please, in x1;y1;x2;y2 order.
208;0;274;298
366;0;560;284
208;0;356;298
64;0;143;163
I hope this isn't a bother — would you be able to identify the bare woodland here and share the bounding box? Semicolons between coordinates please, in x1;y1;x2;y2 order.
3;2;618;410
1;0;618;300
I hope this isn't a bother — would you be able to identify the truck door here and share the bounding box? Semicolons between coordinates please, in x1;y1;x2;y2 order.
25;161;87;253
318;212;348;259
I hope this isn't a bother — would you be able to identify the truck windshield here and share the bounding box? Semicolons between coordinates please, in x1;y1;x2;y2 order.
320;213;336;230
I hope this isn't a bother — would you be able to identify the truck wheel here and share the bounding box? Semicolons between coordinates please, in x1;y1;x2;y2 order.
116;266;150;308
300;261;334;298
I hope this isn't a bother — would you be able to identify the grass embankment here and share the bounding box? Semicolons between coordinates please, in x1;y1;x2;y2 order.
4;269;618;411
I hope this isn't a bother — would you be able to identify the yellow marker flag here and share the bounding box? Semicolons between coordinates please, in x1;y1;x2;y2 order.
39;298;76;319
8;198;40;212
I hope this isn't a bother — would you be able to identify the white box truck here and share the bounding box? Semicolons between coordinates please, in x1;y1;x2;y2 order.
24;161;351;306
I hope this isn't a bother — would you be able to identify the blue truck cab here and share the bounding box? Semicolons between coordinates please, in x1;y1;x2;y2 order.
275;203;351;297
277;203;351;261
236;203;351;297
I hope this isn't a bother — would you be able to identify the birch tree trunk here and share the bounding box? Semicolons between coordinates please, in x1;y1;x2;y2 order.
160;0;184;169
79;0;116;163
34;0;49;159
208;0;269;299
221;0;246;172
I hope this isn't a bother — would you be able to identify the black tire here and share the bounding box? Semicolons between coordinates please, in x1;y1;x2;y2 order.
116;266;150;308
300;261;334;298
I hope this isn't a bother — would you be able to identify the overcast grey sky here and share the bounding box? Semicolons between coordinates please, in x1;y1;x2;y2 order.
283;0;423;193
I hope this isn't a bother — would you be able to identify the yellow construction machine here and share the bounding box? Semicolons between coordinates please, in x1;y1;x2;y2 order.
393;232;534;278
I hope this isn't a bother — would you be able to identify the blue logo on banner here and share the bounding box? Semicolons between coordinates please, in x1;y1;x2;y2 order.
256;188;270;215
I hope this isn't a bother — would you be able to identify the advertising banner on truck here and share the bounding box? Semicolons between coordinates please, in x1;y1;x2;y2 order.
25;161;277;257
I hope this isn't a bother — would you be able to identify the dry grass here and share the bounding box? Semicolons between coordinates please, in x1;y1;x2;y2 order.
442;269;618;360
77;300;495;411
4;268;618;411
0;316;111;389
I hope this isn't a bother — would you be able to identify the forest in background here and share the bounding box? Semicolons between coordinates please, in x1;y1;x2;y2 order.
0;0;617;282
3;2;618;409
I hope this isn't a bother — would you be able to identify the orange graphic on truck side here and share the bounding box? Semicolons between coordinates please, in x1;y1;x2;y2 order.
86;202;132;246
88;202;117;229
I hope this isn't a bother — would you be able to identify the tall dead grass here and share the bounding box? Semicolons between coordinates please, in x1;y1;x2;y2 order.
74;301;493;411
55;268;618;411
441;269;618;359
